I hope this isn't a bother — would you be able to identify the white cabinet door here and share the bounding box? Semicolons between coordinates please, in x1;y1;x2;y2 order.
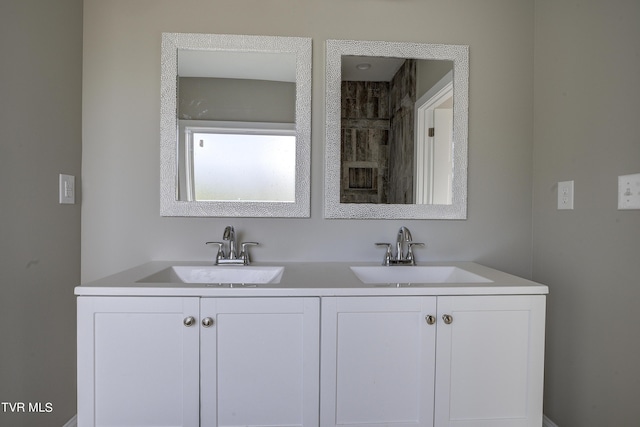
321;297;437;427
200;297;320;427
77;296;200;427
434;295;546;427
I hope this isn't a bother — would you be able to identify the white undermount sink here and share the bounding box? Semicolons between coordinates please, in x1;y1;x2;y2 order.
350;265;493;284
137;266;285;284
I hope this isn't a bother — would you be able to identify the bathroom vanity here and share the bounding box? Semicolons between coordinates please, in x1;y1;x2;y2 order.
76;262;547;427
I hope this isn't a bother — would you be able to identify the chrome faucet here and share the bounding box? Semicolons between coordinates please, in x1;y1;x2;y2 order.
376;226;424;266
206;226;259;265
223;226;237;260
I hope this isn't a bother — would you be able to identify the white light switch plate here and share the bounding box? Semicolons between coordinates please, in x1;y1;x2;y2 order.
618;173;640;210
558;180;574;210
59;174;75;204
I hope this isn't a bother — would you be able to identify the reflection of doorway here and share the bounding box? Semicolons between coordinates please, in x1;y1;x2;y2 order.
415;71;453;204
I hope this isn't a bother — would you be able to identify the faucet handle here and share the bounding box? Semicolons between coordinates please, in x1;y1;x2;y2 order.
375;243;393;266
240;242;259;265
205;241;224;263
407;242;425;265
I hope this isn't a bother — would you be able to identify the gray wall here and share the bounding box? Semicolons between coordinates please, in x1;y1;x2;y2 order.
533;0;640;425
2;0;633;425
82;0;535;283
416;59;454;101
178;77;296;122
0;0;82;426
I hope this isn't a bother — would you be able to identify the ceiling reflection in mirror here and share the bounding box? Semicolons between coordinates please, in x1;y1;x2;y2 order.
324;40;468;219
160;33;311;217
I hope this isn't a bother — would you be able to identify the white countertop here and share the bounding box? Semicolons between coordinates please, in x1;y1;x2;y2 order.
75;261;549;297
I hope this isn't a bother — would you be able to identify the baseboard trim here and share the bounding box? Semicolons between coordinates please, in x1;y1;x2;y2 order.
62;414;77;427
63;413;555;427
63;412;555;427
61;412;555;427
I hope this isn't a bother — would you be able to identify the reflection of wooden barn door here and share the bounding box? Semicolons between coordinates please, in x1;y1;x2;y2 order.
340;81;390;203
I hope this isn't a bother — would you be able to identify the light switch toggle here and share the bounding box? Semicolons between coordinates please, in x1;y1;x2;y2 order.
618;173;640;210
59;174;75;204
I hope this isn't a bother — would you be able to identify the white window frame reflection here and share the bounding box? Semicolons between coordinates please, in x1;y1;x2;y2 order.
179;121;296;202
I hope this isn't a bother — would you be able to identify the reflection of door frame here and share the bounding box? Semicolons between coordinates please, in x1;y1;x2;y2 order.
414;71;454;204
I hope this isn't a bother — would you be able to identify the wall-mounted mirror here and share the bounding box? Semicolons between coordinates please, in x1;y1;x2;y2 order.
161;33;311;217
324;40;469;219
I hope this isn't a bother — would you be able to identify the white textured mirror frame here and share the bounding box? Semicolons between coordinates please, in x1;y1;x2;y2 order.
160;33;312;217
324;39;469;219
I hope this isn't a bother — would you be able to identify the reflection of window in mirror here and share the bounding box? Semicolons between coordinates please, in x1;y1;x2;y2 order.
179;121;295;202
176;74;297;203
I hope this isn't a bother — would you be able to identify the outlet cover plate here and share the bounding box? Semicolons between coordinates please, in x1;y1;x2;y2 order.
558;180;574;210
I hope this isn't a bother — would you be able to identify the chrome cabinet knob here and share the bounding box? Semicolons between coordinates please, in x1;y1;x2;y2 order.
425;315;436;325
202;317;214;328
442;314;453;325
183;316;196;327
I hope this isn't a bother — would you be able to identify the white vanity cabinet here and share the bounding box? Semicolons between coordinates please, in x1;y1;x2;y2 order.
77;296;320;427
320;295;546;427
433;295;546;427
77;297;200;427
199;297;320;427
320;297;438;427
76;261;548;427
